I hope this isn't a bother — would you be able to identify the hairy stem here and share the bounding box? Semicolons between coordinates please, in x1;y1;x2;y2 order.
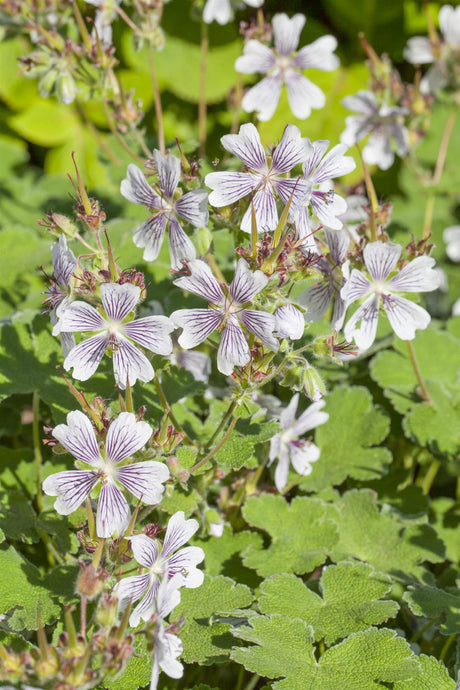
204;400;236;449
405;340;432;404
420;459;441;495
190;417;237;473
153;373;194;446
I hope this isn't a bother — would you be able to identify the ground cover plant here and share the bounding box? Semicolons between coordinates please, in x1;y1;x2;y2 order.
0;0;460;688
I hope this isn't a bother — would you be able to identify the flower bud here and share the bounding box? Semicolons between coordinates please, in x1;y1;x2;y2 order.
302;364;326;402
56;70;78;104
195;226;213;255
76;563;108;599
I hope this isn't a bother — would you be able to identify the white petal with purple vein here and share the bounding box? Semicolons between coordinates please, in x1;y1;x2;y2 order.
120;164;160;208
124;315;174;355
173;259;224;305
112;336;155;389
271;124;310;174
285;71;326;119
134;215;168;263
274;304;305;340
341;269;372;306
206;171;260;207
291;400;329;436
172;308;223;349
383;294;431;341
388;256;439;293
241;76;283;122
274;446;290;492
117;461;169;504
220;123;267;170
235;39;276;74
129;534;160;568
59;301;105;333
239;309;279;351
280;394;299;429
53;410;102;465
167;217;197;271
105;412;152;463
116;573;151;611
217;319;250;375
96;480;131;538
154;150;180;200
293;35;339;70
272;13;304;55
289;442;320;475
363;241;401;282
63;332;109;381
240;186;278;233
42;470;99;514
229;259;268;304
165;547;205;587
101;283;140;322
161;511;200;558
344;294;380;351
175;189;209;227
130;579;158;627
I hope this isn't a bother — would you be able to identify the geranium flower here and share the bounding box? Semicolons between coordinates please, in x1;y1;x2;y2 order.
404;4;460;94
293;140;356;243
299;227;350;329
43;411;169;538
205;123;310;234
171;258;278;375
121;151;208;270
116;511;204;627
203;0;263;25
340;91;410;170
59;282;174;388
268;393;329;491
341;241;440;351
44;235;77;357
235;13;339;121
84;0;120;47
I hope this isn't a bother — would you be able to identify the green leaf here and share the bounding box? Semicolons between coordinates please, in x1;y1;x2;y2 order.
301;386;392;492
195;525;261;586
402;381;460;455
231;619;419;689
0;38;38;111
214;417;281;470
329;490;445;585
242;494;339;578
173;574;253;664
122;34;242;105
430;497;460;564
0;544;60;630
8;99;80;147
258;563;399;645
394;654;456;689
0;491;39;544
403;585;460;636
370;329;460;414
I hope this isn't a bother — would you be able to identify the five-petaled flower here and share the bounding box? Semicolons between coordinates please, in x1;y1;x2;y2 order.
43;411;169;538
121;151;208;270
341;241;440;351
58;282;174;389
235;13;339;121
268;393;329;491
340;91;410;171
171;258;279;375
205;123;310;234
116;511;204;627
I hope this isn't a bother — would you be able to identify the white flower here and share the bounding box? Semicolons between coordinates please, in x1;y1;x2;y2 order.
205;123;310;234
235;13;339;121
149;573;185;690
341;91;410;170
341;241;440;351
116;511;204;627
42;411;169;538
268;393;329;491
58;282;174;388
171;259;279;376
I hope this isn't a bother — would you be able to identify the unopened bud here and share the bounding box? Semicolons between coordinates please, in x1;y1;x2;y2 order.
95;592;119;627
195;226;213;255
76;563;108;599
303;364;326;402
